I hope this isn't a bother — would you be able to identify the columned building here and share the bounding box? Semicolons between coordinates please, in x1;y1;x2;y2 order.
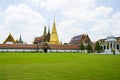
98;35;120;54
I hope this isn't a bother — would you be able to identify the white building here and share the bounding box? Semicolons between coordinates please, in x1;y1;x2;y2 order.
99;35;120;54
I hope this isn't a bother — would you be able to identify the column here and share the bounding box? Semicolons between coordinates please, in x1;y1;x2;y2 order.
112;41;114;49
115;42;117;49
109;42;111;49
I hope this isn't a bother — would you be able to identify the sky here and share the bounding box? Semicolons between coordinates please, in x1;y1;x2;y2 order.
0;0;120;44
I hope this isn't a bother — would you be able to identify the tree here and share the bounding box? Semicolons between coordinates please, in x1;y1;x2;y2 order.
112;48;115;55
86;43;92;53
79;43;85;52
95;41;101;53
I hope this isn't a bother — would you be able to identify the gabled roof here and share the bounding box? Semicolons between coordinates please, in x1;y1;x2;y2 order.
3;33;16;44
69;34;91;45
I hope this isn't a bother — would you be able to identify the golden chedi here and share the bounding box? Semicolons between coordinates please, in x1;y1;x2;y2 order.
49;19;59;44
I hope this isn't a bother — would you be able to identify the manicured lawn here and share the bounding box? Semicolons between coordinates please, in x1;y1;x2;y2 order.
0;53;120;80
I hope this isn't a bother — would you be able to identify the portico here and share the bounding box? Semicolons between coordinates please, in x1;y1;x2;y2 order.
105;35;118;54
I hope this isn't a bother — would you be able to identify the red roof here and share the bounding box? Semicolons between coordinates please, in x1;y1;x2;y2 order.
0;44;37;49
49;44;79;50
0;44;79;50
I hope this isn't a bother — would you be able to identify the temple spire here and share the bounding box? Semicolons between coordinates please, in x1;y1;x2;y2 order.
48;27;50;35
52;18;57;33
49;18;59;44
43;26;47;35
19;34;22;41
17;34;23;44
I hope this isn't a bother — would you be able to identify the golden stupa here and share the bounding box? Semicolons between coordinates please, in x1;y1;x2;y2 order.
49;19;59;44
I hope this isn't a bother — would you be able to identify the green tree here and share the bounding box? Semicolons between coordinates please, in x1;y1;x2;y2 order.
79;43;85;52
86;43;92;53
95;41;101;53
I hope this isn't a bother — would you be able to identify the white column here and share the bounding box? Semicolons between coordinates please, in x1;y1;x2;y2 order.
112;41;114;49
115;42;117;49
109;42;111;49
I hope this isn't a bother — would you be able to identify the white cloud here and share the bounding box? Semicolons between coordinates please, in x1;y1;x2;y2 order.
94;6;113;16
28;0;96;10
58;19;86;43
0;0;120;44
29;0;117;43
113;12;120;19
0;25;10;43
0;4;45;43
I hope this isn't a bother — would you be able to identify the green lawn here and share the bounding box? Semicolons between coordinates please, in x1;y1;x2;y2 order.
0;53;120;80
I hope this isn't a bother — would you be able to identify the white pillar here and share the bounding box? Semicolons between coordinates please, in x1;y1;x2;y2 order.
109;42;111;49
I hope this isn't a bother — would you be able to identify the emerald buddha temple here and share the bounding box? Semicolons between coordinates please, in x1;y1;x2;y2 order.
34;19;59;44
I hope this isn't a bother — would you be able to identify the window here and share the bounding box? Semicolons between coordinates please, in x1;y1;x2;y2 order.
117;45;119;50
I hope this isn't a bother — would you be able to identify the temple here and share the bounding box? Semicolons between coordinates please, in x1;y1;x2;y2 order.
34;26;50;44
0;19;120;53
3;33;16;44
34;19;59;44
3;33;24;44
69;34;91;45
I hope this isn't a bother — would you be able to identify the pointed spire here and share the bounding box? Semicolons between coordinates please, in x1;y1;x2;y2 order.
52;18;57;33
48;27;50;34
19;34;22;41
17;34;23;44
43;26;47;35
49;18;59;44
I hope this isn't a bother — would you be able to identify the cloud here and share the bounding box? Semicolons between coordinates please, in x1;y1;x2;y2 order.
0;12;2;16
27;0;96;10
0;0;120;44
0;4;45;43
28;0;117;43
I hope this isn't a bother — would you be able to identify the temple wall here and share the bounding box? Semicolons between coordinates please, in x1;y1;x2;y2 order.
0;49;40;52
0;49;80;53
48;49;80;53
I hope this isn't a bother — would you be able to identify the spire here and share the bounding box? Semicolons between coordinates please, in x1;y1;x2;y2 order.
43;26;47;35
19;34;22;41
48;26;50;35
52;18;57;33
17;34;23;44
49;18;59;44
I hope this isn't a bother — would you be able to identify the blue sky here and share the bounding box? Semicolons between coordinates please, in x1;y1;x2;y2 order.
0;0;120;44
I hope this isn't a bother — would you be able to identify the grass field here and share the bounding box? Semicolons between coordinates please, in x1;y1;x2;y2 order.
0;53;120;80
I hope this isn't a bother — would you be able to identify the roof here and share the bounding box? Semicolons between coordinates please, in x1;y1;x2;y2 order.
69;34;91;45
98;36;120;41
0;44;38;49
3;33;16;44
49;44;79;50
0;44;79;50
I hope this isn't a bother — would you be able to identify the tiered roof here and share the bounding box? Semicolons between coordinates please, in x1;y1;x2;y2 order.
69;34;91;45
